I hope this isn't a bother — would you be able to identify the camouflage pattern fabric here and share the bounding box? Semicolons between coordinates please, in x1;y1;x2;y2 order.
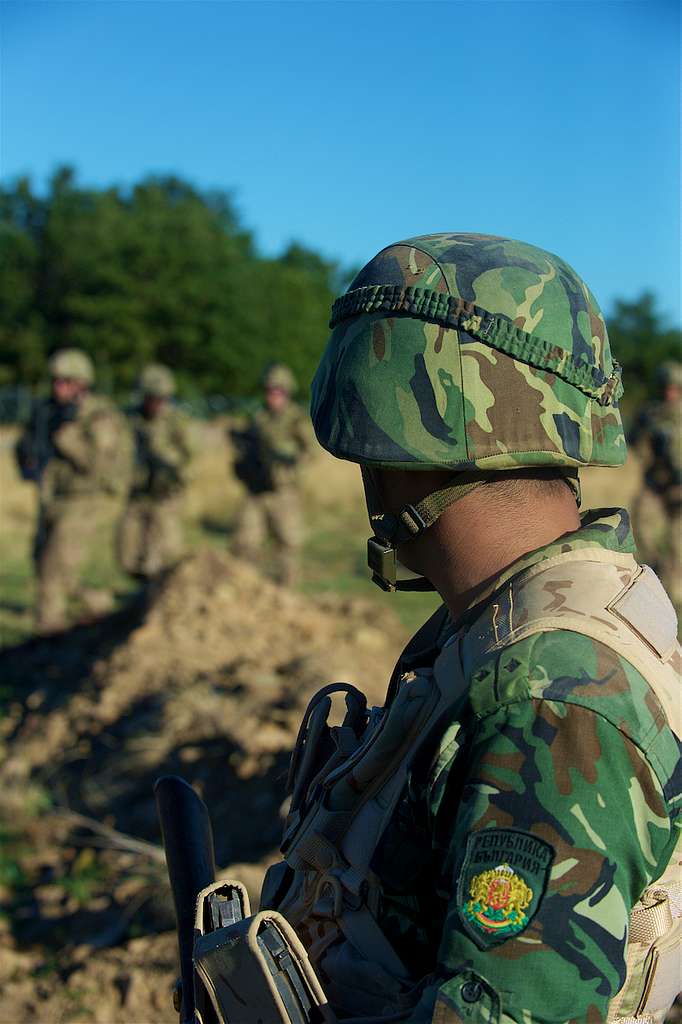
117;495;185;580
33;393;132;506
232;403;314;585
631;489;681;609
138;362;175;398
629;396;682;607
272;509;680;1023
48;347;95;384
630;397;682;497
118;404;195;579
311;234;625;471
34;497;115;633
232;488;304;586
127;404;195;500
18;393;132;632
370;510;680;1024
263;362;297;393
247;404;314;489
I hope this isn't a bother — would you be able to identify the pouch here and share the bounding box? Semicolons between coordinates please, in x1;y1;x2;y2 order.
193;880;335;1024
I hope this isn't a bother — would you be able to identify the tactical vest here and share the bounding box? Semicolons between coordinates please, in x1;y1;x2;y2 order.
43;395;130;504
262;548;681;1023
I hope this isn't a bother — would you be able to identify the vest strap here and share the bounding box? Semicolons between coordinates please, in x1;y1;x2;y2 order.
629;890;673;945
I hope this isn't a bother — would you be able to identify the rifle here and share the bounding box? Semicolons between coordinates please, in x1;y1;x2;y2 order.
15;399;78;482
230;424;274;495
155;775;334;1024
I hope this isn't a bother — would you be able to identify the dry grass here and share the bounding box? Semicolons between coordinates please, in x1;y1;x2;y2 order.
0;422;646;647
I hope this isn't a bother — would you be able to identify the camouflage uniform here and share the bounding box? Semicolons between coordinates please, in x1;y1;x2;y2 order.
16;350;131;633
232;366;314;585
629;362;682;608
118;365;195;580
262;236;681;1023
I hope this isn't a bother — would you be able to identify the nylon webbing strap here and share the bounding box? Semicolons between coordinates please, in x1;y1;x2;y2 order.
399;477;485;537
372;469;581;549
330;284;623;406
371;473;488;546
629;890;674;945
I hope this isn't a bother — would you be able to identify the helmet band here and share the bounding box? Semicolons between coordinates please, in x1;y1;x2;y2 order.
331;285;623;406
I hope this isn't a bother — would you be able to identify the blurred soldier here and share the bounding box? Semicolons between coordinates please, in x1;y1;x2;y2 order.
117;364;195;581
15;348;131;634
231;363;314;585
629;360;681;606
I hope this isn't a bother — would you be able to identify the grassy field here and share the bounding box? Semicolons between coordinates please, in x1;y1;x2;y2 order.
0;421;643;649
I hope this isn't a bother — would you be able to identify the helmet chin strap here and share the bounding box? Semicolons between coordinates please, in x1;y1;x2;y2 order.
364;469;581;593
365;472;487;592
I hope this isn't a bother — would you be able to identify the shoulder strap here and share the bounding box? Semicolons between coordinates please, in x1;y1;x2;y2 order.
386;603;451;703
463;549;680;736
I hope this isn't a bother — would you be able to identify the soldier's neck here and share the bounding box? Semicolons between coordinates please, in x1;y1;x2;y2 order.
417;489;581;622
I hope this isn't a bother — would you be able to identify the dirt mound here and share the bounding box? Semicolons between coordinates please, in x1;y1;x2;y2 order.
0;548;404;1023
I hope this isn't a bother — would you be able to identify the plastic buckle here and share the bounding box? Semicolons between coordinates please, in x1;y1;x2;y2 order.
367;537;397;591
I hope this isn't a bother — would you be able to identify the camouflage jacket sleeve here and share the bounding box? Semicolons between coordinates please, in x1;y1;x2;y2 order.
293;408;317;458
255;406;316;466
408;633;679;1024
53;402;132;493
172;412;197;468
151;411;196;474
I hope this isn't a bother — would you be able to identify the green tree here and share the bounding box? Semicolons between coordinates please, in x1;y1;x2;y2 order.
0;168;339;399
6;168;675;409
608;292;682;410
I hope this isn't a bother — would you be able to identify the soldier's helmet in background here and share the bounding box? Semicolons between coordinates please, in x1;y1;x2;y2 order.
48;348;95;385
656;360;682;393
263;363;297;394
138;363;176;398
311;233;626;472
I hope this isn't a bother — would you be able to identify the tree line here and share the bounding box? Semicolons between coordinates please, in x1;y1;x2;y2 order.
0;167;345;399
1;167;679;408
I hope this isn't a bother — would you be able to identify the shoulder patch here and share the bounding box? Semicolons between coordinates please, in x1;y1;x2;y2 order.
456;828;554;949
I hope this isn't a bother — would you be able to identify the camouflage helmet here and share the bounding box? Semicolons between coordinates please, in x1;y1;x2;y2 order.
656;360;682;391
263;363;297;394
48;348;95;385
138;363;176;398
311;234;625;472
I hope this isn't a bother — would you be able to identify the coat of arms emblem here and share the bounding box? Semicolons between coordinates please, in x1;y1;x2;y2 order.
457;828;554;948
463;863;533;937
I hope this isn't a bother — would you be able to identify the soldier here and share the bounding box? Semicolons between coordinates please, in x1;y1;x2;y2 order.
117;363;195;581
629;360;681;608
15;348;131;634
231;363;314;585
258;236;681;1022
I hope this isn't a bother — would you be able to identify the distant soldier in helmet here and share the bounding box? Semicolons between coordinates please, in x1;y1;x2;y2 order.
117;364;195;581
231;363;314;585
15;348;132;634
629;359;681;607
257;237;680;1023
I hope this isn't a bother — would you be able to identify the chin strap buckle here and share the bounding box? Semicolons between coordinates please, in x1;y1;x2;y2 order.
367;536;436;594
367;537;397;591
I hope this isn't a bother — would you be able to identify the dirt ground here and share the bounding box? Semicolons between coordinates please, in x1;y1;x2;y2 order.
0;548;407;1023
1;424;679;1024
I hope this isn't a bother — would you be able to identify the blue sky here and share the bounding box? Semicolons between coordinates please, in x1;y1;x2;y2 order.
2;0;680;322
